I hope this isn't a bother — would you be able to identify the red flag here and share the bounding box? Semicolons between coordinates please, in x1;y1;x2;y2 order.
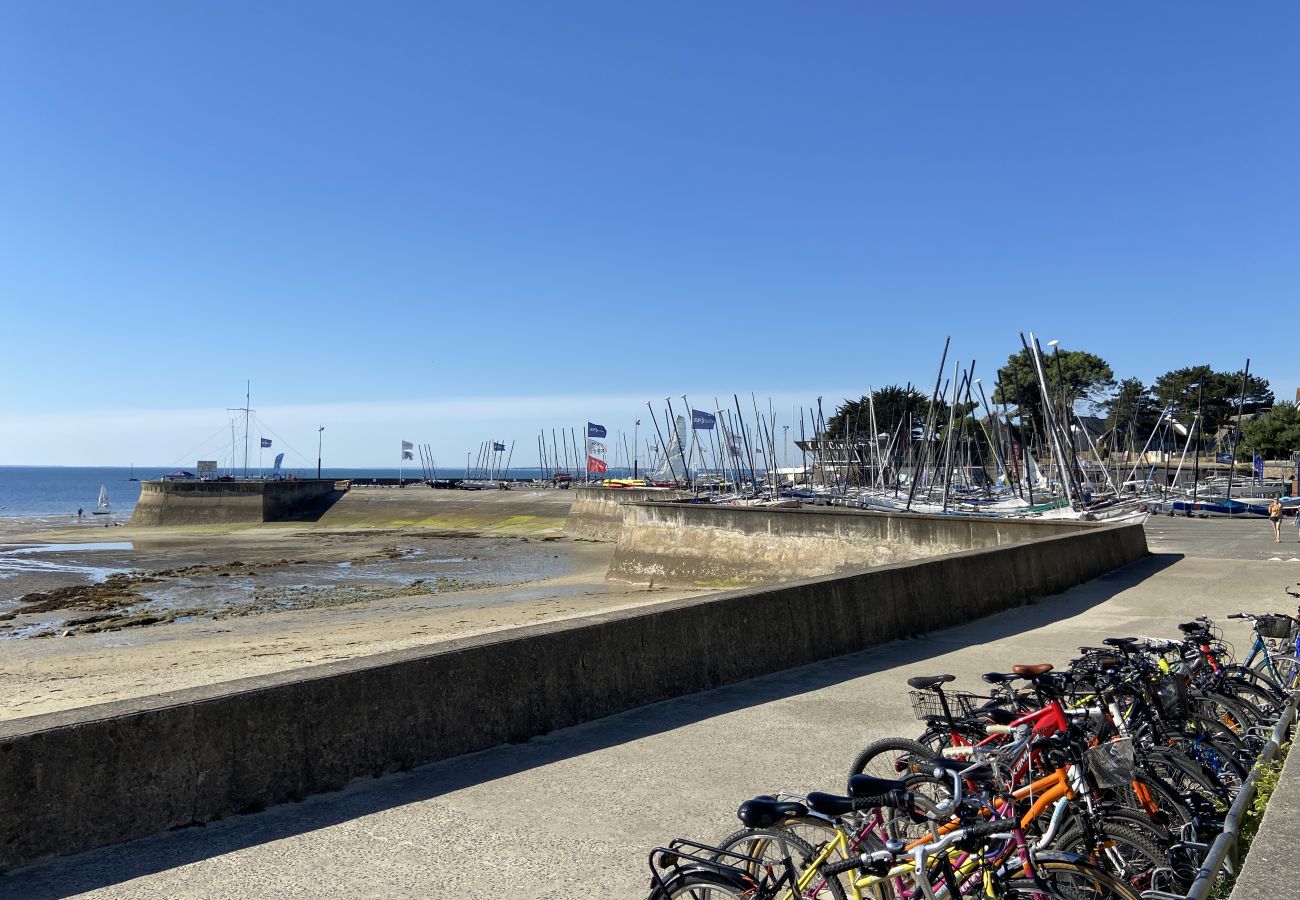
588;455;607;474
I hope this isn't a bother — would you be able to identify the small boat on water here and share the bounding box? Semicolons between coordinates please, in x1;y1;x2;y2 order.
91;484;112;515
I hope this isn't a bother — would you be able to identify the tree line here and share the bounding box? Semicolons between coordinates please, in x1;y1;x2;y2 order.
828;347;1294;460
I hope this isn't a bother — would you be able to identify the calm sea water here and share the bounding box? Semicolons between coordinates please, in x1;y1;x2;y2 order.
0;466;637;518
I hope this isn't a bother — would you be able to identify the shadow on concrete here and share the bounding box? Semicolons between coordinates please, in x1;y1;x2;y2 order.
0;553;1181;898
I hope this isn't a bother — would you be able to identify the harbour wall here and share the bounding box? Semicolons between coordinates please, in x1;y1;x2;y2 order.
609;502;1110;587
563;486;693;540
128;479;347;526
0;521;1146;870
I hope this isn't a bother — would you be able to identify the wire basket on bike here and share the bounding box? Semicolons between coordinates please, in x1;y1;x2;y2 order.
908;689;982;721
1083;738;1136;790
1255;614;1297;640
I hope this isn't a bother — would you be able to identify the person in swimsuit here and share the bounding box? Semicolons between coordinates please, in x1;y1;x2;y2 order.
1269;497;1283;542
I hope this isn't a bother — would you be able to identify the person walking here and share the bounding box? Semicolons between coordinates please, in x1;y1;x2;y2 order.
1269;498;1283;542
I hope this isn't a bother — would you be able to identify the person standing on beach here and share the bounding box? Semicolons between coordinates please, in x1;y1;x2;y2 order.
77;507;83;519
1269;498;1283;542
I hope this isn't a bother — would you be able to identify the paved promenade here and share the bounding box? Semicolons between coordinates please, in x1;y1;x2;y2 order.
3;516;1295;899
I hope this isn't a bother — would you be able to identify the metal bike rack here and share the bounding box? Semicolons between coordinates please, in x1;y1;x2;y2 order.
1144;694;1298;900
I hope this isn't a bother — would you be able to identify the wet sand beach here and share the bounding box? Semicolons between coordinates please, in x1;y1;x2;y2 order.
0;487;701;721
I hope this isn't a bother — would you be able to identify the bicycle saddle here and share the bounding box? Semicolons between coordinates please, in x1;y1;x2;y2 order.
981;672;1021;684
929;756;995;783
736;795;808;829
980;707;1018;726
848;773;911;798
1178;622;1208;634
1012;663;1054;677
907;674;956;690
1102;637;1140;650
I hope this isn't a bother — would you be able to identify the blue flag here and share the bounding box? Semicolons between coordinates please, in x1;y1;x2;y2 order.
271;452;284;475
587;422;606;439
260;437;272;448
493;442;506;452
1254;452;1265;480
402;450;414;460
691;409;716;430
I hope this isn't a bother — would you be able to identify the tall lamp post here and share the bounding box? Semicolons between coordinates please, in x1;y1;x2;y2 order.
633;419;640;480
317;426;324;480
1189;381;1203;510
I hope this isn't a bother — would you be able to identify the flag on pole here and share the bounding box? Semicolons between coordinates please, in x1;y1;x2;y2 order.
401;440;414;451
586;425;607;474
691;409;716;430
1254;452;1264;481
260;438;272;448
271;452;284;476
493;441;506;452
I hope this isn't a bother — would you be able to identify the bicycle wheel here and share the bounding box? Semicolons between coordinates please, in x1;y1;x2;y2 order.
1053;820;1179;895
713;827;847;900
848;737;949;843
849;737;935;780
1102;771;1197;840
1005;859;1144;900
1215;676;1283;723
647;871;749;899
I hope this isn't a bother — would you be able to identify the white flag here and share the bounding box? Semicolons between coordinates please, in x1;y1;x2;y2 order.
401;440;414;451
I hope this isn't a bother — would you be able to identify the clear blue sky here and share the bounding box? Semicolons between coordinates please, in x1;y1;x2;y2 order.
1;2;1295;467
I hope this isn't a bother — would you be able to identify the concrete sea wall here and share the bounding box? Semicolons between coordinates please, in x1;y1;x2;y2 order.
609;501;1109;587
0;521;1146;870
129;480;345;526
563;486;692;540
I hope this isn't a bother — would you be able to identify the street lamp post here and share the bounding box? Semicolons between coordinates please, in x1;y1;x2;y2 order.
317;426;324;480
634;419;640;480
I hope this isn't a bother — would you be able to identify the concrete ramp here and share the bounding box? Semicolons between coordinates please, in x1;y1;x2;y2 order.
129;480;346;526
609;502;1113;587
563;486;691;540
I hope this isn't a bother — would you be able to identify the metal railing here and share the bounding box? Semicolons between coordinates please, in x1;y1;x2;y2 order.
1144;694;1297;900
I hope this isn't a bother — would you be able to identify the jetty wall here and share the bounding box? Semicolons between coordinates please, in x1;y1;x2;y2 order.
608;502;1110;587
129;480;346;527
563;486;692;540
0;521;1146;870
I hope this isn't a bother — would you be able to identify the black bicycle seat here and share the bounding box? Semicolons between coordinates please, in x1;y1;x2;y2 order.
848;773;911;798
736;795;808;829
1178;622;1207;634
1102;637;1139;650
982;672;1020;684
907;674;957;690
929;756;995;783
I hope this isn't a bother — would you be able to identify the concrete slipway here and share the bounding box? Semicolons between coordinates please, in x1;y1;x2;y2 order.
3;517;1297;899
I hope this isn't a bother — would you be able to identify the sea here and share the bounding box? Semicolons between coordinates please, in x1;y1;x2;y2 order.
0;466;638;519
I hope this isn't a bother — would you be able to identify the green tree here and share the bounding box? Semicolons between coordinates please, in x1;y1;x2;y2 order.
1150;367;1273;447
827;385;948;440
992;345;1115;429
1103;378;1161;448
1241;403;1300;459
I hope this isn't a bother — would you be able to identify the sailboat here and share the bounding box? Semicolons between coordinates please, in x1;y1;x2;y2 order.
92;484;112;515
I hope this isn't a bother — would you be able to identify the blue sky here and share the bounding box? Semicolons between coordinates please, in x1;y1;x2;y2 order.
1;2;1295;468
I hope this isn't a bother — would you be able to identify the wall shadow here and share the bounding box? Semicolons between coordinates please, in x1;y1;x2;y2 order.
1;553;1181;897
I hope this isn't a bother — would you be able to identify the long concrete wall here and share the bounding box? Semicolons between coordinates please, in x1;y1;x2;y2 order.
563;486;692;540
609;501;1110;587
129;480;345;526
0;522;1146;871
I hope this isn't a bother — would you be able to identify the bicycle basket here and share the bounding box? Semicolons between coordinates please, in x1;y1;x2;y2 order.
1256;615;1296;640
1083;738;1136;790
1154;673;1189;719
908;689;982;721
